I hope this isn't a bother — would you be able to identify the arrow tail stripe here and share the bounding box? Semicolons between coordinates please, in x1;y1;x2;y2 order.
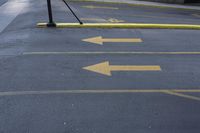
103;38;142;43
110;65;161;71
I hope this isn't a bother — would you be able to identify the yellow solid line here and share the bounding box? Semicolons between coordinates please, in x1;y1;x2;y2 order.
164;91;200;101
0;89;199;96
192;14;200;18
107;18;125;23
23;51;200;55
0;90;200;101
37;23;200;29
80;18;125;23
80;18;107;22
82;5;119;9
104;12;199;23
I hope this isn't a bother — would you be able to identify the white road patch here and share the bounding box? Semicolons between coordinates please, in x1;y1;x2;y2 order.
0;0;28;33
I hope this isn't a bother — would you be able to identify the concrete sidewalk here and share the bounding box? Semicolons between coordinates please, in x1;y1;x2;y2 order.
77;0;200;10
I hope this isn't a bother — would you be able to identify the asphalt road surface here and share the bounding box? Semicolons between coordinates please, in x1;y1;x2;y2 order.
0;0;6;6
0;0;200;133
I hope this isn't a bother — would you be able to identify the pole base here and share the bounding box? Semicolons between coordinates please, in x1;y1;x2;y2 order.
47;23;56;27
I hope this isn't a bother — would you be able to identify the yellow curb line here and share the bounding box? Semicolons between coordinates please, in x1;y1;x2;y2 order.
37;23;200;29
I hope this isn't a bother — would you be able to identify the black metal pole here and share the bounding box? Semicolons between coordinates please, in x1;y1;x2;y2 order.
62;0;83;24
47;0;56;27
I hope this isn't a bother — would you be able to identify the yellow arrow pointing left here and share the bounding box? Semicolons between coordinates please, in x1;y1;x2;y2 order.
83;61;161;76
82;36;142;45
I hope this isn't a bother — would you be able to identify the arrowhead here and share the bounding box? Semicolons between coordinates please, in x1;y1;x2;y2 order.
82;36;103;45
83;61;111;76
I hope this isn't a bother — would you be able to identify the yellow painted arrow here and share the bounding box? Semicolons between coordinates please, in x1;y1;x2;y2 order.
83;61;161;76
82;5;118;10
82;36;142;45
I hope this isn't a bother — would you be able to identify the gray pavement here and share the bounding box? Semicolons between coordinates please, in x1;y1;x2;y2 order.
0;0;28;32
0;0;200;132
71;1;200;24
73;0;200;10
0;0;7;6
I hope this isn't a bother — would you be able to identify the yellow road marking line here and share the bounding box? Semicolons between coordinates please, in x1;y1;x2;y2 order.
23;51;200;55
0;89;200;95
164;91;200;101
82;36;142;45
107;18;125;23
81;18;125;23
82;5;118;9
80;18;107;22
192;14;200;18
37;23;200;29
83;61;161;76
0;89;200;101
104;12;199;23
